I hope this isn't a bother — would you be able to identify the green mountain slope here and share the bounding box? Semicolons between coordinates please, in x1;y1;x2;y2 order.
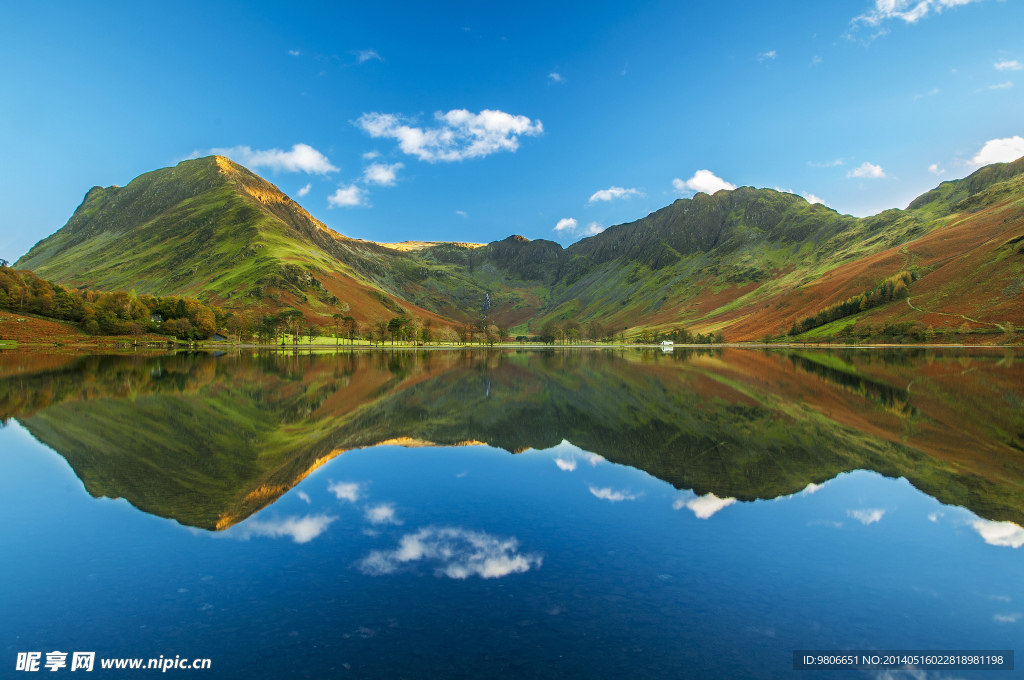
16;155;1024;340
14;156;459;324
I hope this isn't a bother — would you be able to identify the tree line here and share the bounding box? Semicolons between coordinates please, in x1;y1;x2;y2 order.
1;263;732;347
0;266;221;339
790;270;917;336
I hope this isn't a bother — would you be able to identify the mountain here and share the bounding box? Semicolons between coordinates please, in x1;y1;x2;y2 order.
15;155;1024;340
14;156;455;324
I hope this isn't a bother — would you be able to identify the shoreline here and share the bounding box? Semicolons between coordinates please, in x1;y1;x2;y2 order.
1;341;1021;354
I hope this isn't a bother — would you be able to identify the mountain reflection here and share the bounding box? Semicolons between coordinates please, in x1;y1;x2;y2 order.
1;347;1022;530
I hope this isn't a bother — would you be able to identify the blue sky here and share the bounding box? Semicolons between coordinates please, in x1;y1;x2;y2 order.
2;0;1023;260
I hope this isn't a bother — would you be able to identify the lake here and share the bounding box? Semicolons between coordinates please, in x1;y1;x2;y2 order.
1;347;1022;678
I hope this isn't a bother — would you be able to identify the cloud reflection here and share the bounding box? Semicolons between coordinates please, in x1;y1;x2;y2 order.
364;503;401;525
848;509;885;525
972;519;1024;548
328;481;362;503
589;486;638;502
356;526;542;579
228;514;337;544
542;440;604;467
673;491;737;519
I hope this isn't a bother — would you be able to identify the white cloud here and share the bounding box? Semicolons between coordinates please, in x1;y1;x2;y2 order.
673;492;737;519
364;503;401;525
802;482;824;495
978;81;1013;91
455;210;468;218
296;183;311;197
554;217;578;233
548;72;565;83
356;526;542;579
229;514;337;544
847;161;886;178
587;186;643;204
328;481;362;502
355;109;543;162
589;486;638;502
968;136;1024;167
927;163;945;175
848;508;886;525
758;50;777;62
196;143;338;174
553;218;603;238
994;613;1020;623
853;0;987;26
994;59;1022;71
328;184;367;208
927;511;944;522
808;158;844;167
362;150;382;160
802;192;826;205
810;55;822;66
297;490;311;504
972;519;1024;547
554;457;577;471
288;49;300;57
362;162;404;186
673;170;737;195
353;49;383;64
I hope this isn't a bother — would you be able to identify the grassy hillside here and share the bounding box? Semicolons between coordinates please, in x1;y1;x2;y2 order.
15;157;458;328
15;155;1024;341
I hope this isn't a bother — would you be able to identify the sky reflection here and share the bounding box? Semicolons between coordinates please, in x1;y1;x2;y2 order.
356;526;543;579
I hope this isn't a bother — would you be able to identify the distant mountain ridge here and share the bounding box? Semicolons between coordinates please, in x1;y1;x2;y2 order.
15;154;1024;340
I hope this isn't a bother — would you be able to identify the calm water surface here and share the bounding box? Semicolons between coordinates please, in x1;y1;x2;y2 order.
1;348;1022;678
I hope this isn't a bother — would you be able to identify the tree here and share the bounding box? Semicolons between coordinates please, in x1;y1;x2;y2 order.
343;316;357;345
564;320;581;344
495;322;508;345
332;313;344;346
226;314;253;343
282;310;304;345
587;320;604;344
373;318;389;346
0;259;8;268
410;317;423;345
438;325;457;345
539;320;559;345
307;323;321;345
387;316;408;345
